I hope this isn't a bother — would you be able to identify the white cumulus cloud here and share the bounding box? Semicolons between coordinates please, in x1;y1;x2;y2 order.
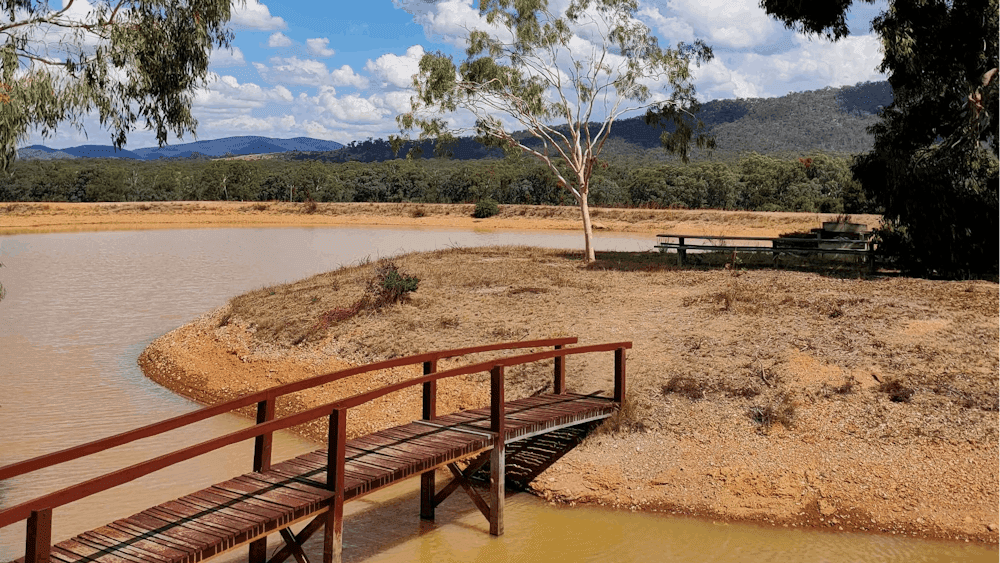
643;0;781;50
306;38;335;57
210;46;245;67
267;32;293;48
330;65;369;89
230;0;286;31
364;45;424;89
254;57;333;86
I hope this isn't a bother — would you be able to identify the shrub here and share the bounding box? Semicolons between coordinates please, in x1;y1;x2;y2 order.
303;261;419;343
749;393;796;432
878;379;914;403
366;261;419;308
662;376;706;400
473;197;499;218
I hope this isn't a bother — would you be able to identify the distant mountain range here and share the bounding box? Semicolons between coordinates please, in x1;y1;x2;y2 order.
17;136;344;161
288;80;893;163
18;80;893;164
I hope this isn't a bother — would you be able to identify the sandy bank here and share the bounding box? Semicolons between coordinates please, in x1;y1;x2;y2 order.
137;245;998;546
0;201;880;238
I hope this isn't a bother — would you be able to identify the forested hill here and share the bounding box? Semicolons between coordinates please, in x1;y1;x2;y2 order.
289;80;892;163
19;136;344;161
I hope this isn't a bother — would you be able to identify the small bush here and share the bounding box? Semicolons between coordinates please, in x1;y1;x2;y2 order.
303;261;419;342
878;379;914;403
473;198;499;218
366;261;419;308
596;390;650;434
409;206;427;218
827;378;856;395
662;376;706;400
749;393;796;432
726;385;761;399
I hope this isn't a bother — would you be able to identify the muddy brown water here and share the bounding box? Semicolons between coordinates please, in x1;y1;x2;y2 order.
0;227;994;562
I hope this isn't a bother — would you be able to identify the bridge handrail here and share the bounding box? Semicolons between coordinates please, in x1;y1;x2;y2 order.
0;336;578;483
339;341;631;409
0;338;634;531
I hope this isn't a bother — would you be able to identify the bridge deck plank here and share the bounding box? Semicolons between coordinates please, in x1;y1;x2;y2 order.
15;393;614;563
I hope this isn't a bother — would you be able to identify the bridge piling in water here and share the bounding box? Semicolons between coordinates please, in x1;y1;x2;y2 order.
1;338;631;563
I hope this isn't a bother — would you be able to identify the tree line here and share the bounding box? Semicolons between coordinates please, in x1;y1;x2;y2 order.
0;151;870;214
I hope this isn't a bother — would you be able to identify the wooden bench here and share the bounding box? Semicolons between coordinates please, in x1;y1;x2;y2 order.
655;232;876;270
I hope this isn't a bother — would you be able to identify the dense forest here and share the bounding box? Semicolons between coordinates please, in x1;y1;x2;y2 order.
3;81;892;213
0;149;870;214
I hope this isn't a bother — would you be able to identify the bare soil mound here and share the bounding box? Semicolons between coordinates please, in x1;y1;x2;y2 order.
139;246;999;545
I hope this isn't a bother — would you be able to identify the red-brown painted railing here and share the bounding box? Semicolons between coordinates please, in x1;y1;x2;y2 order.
0;337;578;483
0;336;631;563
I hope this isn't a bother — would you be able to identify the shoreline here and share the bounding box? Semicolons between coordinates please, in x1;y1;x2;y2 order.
134;241;995;547
6;201;993;546
0;201;881;238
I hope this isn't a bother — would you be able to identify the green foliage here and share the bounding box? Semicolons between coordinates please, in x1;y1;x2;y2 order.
397;0;715;262
367;261;419;308
0;0;240;171
855;1;998;277
473;197;500;218
0;150;873;214
761;0;999;278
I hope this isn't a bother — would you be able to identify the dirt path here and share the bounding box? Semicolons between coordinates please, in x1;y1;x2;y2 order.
135;243;998;546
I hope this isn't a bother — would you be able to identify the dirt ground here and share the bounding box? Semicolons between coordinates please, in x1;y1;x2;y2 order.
0;200;880;238
133;235;998;546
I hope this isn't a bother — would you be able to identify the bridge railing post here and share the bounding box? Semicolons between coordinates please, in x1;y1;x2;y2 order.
325;407;347;563
553;344;565;394
489;365;505;536
249;398;275;562
25;507;51;563
614;347;626;405
253;397;275;472
420;359;437;521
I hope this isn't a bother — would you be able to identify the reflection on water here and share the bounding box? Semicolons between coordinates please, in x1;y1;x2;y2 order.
0;227;995;562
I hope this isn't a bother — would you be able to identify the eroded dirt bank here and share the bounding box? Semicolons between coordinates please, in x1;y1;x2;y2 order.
138;246;999;546
0;201;880;237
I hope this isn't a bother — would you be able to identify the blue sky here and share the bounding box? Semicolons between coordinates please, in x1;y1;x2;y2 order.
27;0;889;149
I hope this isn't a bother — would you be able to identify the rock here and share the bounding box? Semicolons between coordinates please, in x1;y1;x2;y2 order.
988;523;997;532
592;221;607;230
818;499;836;516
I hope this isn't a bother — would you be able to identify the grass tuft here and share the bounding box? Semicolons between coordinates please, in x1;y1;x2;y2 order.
749;393;797;432
878;379;915;403
662;376;706;400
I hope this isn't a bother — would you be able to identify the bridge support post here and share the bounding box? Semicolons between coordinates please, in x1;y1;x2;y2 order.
421;359;438;521
490;365;505;536
249;397;275;563
553;344;565;394
25;507;51;563
325;408;347;563
614;347;626;405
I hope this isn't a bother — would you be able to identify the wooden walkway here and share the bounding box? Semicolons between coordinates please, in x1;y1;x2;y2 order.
1;338;630;563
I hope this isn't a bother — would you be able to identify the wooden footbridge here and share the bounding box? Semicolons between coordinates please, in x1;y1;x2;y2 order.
0;337;630;563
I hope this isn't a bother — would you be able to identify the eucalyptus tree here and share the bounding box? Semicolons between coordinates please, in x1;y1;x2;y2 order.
395;0;713;262
761;0;998;276
0;0;240;171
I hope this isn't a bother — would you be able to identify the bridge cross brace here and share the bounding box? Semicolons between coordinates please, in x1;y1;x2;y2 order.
426;451;494;520
263;514;327;563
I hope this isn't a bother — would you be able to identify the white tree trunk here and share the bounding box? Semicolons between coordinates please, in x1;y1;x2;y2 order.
579;192;596;264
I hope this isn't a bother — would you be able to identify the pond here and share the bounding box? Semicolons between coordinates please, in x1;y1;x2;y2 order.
0;227;993;562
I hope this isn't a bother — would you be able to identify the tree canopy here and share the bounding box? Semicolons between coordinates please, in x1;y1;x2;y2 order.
761;0;999;277
0;0;240;170
396;0;713;262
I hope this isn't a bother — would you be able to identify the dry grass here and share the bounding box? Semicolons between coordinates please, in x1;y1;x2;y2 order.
220;246;998;448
